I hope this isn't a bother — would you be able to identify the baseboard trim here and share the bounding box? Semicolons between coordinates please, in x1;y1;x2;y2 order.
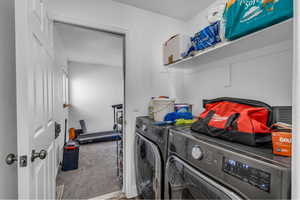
125;184;137;199
125;191;137;199
56;185;64;200
88;191;123;200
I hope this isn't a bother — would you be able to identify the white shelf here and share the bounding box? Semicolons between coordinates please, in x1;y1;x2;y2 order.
166;19;293;68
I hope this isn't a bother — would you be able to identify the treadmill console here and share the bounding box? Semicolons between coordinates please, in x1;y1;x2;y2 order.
223;157;271;193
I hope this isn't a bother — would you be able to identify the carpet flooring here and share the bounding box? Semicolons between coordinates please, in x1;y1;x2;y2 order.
56;141;121;199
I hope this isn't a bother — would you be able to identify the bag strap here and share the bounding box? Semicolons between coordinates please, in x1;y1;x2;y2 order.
203;111;239;137
203;111;222;137
203;110;215;124
225;113;240;129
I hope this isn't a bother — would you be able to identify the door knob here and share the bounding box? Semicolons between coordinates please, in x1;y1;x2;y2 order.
31;149;47;162
5;153;17;165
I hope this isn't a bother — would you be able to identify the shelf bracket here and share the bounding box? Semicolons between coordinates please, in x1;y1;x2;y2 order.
224;64;232;88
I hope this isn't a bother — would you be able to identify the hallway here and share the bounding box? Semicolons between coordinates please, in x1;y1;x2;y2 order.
57;142;120;199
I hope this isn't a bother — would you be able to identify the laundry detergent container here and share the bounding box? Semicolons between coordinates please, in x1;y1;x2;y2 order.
150;98;175;122
224;0;293;40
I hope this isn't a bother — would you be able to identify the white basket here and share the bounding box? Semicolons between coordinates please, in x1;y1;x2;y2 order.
150;98;175;122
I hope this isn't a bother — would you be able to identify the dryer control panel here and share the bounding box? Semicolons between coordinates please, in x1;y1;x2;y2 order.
223;157;271;192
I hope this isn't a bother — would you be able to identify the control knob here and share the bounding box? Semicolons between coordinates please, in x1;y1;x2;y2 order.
192;146;203;160
142;125;147;132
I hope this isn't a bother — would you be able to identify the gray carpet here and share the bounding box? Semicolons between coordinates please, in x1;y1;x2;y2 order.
56;141;121;199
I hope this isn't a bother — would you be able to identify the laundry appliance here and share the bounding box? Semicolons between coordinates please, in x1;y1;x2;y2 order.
165;126;291;200
135;116;173;199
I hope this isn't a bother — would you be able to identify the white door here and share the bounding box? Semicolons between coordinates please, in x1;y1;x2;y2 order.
15;0;56;198
0;0;18;198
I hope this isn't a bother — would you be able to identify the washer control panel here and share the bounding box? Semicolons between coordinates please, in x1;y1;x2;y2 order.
223;157;271;193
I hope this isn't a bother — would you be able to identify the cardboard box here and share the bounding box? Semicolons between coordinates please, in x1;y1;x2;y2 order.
272;123;292;157
163;34;191;65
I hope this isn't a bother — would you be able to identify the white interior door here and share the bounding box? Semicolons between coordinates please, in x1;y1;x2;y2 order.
15;0;56;198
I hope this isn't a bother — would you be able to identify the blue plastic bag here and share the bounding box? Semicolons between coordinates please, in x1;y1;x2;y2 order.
191;21;222;51
164;112;193;122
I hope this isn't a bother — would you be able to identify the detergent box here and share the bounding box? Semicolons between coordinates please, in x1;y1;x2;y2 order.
224;0;293;40
163;34;192;65
272;123;292;157
175;104;193;113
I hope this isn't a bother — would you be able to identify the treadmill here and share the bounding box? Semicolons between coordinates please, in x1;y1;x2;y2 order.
76;104;123;144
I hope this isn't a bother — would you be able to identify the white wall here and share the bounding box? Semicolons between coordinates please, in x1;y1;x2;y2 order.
68;61;123;132
53;25;69;171
183;42;293;116
183;1;293;116
48;0;186;197
0;0;18;198
292;1;300;198
48;0;294;197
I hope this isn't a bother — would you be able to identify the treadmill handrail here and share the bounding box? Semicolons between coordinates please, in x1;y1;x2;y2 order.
78;133;121;140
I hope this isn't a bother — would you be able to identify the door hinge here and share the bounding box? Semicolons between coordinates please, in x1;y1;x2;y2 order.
55;122;61;139
19;155;28;167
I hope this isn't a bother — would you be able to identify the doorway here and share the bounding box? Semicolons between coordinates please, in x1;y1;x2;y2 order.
53;22;126;199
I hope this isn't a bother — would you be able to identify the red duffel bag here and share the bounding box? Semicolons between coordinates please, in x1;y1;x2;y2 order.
191;97;273;146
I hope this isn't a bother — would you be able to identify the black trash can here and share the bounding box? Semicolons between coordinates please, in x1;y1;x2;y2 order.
62;141;80;171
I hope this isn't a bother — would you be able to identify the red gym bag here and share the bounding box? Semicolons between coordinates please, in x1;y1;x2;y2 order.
191;97;273;146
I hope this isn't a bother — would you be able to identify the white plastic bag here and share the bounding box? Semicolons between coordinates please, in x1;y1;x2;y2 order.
207;0;226;24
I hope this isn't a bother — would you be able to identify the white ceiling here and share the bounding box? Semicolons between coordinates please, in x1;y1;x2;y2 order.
55;23;123;67
112;0;212;21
